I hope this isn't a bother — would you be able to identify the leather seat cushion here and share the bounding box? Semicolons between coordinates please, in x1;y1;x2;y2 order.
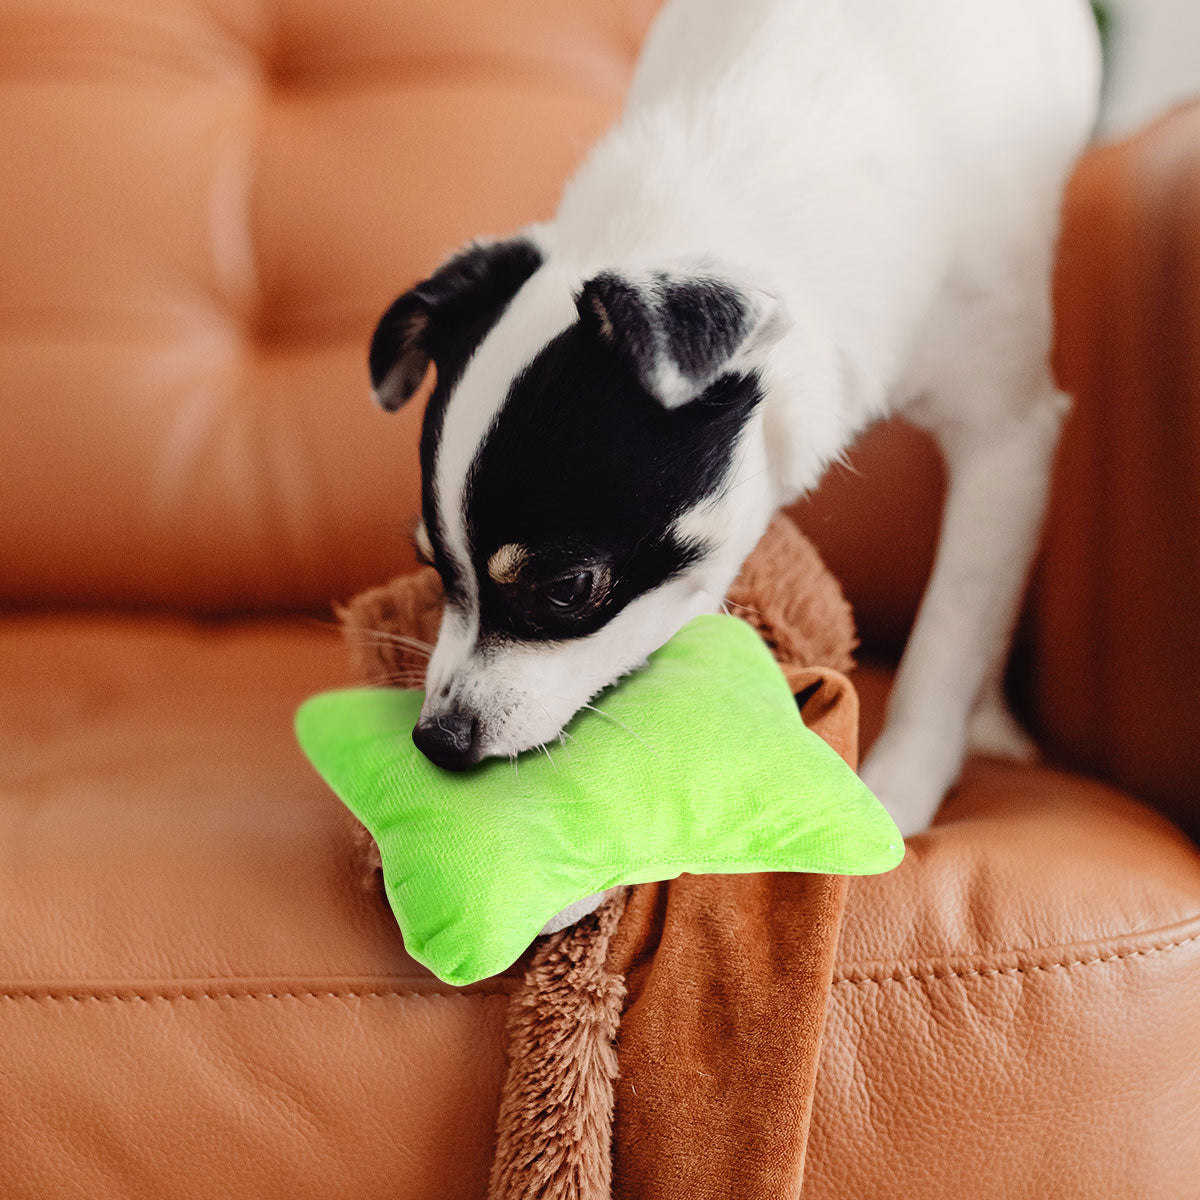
2;616;1198;1198
1;613;511;1200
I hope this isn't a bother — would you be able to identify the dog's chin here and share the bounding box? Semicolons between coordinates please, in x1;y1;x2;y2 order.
473;704;580;763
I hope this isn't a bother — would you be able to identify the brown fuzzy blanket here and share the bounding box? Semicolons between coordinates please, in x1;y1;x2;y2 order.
340;515;859;1199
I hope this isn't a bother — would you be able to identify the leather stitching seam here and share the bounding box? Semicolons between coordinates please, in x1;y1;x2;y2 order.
6;930;1198;1003
832;931;1200;988
0;989;506;1004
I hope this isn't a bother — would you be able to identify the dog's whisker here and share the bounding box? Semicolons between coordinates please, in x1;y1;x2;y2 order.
722;598;762;617
306;616;436;657
574;702;660;759
343;630;434;656
368;674;428;689
341;649;433;672
528;695;577;746
364;664;428;678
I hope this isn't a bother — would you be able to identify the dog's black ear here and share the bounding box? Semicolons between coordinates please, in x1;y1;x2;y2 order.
370;237;543;411
576;267;788;409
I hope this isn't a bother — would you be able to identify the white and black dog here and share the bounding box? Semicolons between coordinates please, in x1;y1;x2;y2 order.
368;0;1101;836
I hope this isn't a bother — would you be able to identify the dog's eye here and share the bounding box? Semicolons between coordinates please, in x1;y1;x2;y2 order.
536;571;595;612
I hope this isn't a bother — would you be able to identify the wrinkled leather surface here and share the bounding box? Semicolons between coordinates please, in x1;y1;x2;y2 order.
810;769;1200;1200
0;614;517;1199
0;0;659;613
3;0;1200;1194
3;621;1199;1198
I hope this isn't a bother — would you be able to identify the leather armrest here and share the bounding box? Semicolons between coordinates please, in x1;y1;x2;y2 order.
1038;102;1200;840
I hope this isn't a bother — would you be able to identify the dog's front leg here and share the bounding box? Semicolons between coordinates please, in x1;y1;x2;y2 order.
860;393;1067;835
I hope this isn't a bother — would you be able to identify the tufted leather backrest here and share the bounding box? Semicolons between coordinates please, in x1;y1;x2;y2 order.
1;0;659;612
4;0;1198;801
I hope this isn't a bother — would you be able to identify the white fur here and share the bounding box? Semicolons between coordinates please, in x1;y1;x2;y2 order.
428;268;575;616
420;0;1101;835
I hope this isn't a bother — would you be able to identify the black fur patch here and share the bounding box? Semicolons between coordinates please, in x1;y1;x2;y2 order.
577;272;751;403
577;272;657;362
657;275;749;382
377;238;542;600
370;237;543;410
461;320;764;642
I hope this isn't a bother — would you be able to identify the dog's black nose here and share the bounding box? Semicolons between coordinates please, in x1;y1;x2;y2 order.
412;712;481;771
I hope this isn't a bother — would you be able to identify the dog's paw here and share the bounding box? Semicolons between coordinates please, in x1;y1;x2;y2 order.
966;695;1039;763
859;728;962;837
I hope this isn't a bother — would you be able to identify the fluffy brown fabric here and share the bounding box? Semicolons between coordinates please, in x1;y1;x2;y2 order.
487;892;627;1200
337;564;444;689
339;514;860;1200
725;515;857;679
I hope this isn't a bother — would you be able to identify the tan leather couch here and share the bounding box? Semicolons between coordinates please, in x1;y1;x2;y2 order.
2;2;1198;1196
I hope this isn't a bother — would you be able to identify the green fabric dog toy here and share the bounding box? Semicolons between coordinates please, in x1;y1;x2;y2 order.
296;614;903;986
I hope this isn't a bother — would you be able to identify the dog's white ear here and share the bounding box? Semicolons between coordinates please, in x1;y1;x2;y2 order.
576;267;789;409
370;237;543;411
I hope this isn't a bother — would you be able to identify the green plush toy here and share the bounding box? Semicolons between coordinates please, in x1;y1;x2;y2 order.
296;614;903;986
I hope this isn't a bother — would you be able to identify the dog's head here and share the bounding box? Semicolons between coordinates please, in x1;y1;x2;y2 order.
370;236;789;768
